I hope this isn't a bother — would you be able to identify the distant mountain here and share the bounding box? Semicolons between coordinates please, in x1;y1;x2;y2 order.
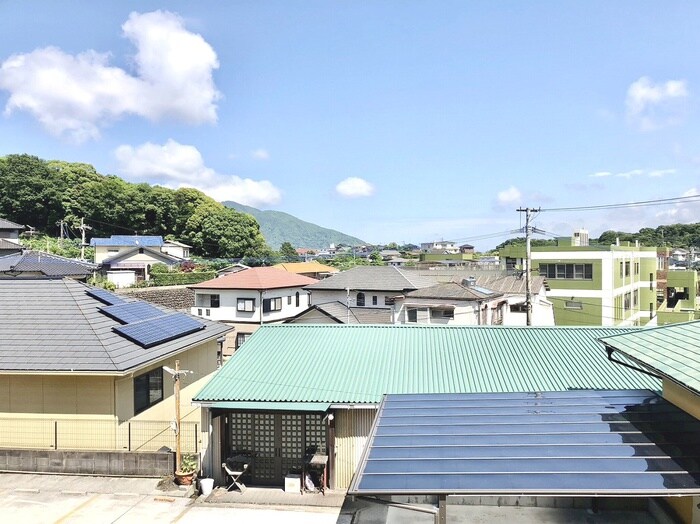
223;201;365;250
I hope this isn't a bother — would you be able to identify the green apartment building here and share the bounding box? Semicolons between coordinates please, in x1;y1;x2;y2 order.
500;234;657;326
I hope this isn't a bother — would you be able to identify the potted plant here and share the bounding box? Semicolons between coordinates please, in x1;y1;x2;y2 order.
174;453;198;485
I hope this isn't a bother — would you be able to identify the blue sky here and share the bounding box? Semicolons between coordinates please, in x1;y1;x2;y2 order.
1;1;699;250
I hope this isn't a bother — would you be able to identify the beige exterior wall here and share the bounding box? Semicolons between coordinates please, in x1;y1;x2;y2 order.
0;340;218;453
661;379;700;523
334;407;377;489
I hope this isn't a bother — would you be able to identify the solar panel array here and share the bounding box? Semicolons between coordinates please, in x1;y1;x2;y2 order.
86;288;126;305
100;302;165;324
114;313;205;348
349;390;700;497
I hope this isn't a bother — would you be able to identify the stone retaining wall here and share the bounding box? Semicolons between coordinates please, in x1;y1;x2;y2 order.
117;286;194;312
0;449;174;476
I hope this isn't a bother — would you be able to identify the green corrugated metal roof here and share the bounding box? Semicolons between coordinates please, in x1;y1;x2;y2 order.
209;402;330;411
194;324;659;404
599;320;700;394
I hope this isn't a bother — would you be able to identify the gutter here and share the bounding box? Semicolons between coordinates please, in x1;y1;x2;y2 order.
604;345;662;379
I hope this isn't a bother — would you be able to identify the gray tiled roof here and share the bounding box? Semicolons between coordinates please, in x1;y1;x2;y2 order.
0;279;231;373
291;302;393;324
405;281;503;301
305;266;437;292
0;218;24;230
0;239;22;252
101;246;182;265
0;250;97;277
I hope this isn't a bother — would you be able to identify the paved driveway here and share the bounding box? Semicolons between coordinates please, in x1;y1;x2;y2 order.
0;474;342;524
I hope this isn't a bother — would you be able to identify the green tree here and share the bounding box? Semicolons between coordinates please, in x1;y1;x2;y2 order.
182;203;270;258
279;241;298;261
369;251;384;265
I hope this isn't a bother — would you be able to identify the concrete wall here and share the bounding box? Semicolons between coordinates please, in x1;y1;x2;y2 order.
0;449;173;476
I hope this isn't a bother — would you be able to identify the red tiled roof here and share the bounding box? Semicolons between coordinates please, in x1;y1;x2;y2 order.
189;267;318;290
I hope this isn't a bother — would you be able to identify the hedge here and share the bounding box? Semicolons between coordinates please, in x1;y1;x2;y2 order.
150;271;217;286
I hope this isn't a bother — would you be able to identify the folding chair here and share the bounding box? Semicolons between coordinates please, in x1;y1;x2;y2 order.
222;458;249;493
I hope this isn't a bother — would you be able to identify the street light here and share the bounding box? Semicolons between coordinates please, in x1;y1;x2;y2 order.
163;360;193;472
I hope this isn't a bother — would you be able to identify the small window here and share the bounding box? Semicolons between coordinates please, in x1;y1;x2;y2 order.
287;295;292;305
384;296;395;306
372;296;378;306
356;292;365;307
134;368;163;414
210;294;220;308
237;298;255;312
407;308;417;322
565;300;583;310
205;308;210;316
236;333;251;349
197;308;202;316
263;297;283;312
296;291;300;307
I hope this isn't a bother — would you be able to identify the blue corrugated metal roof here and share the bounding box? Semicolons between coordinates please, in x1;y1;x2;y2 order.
194;324;659;405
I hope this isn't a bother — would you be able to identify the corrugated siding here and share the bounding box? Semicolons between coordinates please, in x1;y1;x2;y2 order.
335;408;377;489
195;325;659;404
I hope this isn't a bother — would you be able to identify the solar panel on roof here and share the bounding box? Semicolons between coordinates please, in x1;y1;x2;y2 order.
113;313;204;348
86;288;126;305
349;390;700;497
100;302;165;324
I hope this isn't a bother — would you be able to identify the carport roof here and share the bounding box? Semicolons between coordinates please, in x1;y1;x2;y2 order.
349;390;700;497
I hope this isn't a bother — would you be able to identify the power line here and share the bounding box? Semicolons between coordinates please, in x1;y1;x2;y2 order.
541;193;700;213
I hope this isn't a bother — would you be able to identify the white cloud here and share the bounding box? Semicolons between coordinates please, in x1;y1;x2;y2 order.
616;169;644;179
655;187;700;222
335;177;375;198
0;10;220;142
649;169;676;178
495;186;522;207
114;139;281;207
589;168;675;179
625;76;688;131
251;148;270;160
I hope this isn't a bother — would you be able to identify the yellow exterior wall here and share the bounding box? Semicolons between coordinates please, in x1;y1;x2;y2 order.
662;379;700;523
663;379;700;422
334;408;377;489
0;340;219;453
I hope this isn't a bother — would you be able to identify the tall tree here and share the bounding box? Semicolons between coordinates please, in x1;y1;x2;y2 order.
279;241;298;261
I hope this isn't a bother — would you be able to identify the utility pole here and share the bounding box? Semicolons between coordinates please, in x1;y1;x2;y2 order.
79;218;92;261
163;360;192;472
56;220;64;247
517;207;540;326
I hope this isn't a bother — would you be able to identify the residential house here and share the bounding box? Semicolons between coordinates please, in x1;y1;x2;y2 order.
600;320;700;524
305;266;437;311
90;235;184;287
0;278;231;475
393;268;554;326
192;324;657;490
161;239;191;260
500;230;657;326
418;240;475;267
0;217;24;242
188;266;318;353
395;279;506;325
286;301;393;324
272;260;338;280
656;269;700;324
0;250;97;280
0;218;24;256
420;240;459;253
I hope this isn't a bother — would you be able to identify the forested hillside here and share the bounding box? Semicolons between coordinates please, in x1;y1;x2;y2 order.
496;225;700;251
224;201;365;250
0;154;269;258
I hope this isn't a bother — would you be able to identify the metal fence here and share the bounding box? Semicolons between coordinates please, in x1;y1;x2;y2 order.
0;418;199;453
